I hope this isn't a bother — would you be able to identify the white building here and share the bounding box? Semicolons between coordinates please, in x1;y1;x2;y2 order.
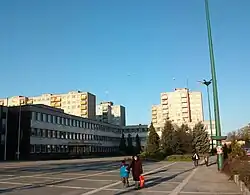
96;101;126;126
152;88;204;132
0;91;96;119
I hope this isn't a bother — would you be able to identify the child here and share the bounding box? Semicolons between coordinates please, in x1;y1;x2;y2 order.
120;160;130;188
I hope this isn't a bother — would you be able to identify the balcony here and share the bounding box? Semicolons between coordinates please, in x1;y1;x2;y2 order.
51;102;61;108
81;100;87;105
162;101;168;105
81;110;88;115
161;94;168;100
51;96;61;102
152;119;157;123
81;105;87;110
81;95;87;100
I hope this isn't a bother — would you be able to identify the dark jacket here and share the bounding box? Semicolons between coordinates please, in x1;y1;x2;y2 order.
130;159;143;181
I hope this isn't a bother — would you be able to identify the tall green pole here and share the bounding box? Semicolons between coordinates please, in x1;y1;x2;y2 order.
206;82;213;151
204;0;223;170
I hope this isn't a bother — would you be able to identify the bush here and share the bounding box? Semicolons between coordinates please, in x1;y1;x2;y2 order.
223;156;250;190
139;151;166;161
166;154;193;161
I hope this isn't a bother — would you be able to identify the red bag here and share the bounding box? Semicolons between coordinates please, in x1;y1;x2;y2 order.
139;175;145;188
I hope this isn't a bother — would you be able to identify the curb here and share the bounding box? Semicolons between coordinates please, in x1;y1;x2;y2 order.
233;174;250;195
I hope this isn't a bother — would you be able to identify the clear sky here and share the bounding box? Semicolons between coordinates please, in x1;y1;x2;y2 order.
1;0;250;134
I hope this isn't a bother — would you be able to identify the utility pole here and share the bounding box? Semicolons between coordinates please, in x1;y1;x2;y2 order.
204;0;224;170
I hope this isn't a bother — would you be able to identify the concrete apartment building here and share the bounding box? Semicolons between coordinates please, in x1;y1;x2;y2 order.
152;88;204;135
0;91;96;119
96;101;126;126
151;88;216;147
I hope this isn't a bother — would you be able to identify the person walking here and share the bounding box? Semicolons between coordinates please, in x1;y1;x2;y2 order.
130;155;143;190
120;160;130;188
192;152;200;167
204;153;209;167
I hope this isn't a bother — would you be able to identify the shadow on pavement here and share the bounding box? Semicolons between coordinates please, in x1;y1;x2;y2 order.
114;167;195;195
0;161;157;194
0;160;120;176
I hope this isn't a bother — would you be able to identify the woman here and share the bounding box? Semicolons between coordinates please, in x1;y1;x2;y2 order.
130;155;143;189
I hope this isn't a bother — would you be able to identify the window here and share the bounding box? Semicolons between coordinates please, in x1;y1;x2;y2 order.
30;145;35;153
52;116;56;123
35;145;41;153
41;145;46;153
37;129;42;137
42;129;46;137
57;116;60;124
42;114;47;122
48;115;52;123
52;130;56;138
47;130;51;138
31;128;38;136
36;112;41;121
56;131;60;138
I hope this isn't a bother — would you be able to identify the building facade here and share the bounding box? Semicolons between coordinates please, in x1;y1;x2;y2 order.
96;101;126;126
0;91;96;119
0;106;8;160
122;124;148;149
152;88;204;132
4;105;122;160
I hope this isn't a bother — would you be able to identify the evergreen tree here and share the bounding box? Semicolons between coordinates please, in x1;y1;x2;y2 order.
175;124;192;154
160;120;176;155
126;134;134;155
135;134;142;155
192;122;210;154
119;133;127;153
146;123;160;154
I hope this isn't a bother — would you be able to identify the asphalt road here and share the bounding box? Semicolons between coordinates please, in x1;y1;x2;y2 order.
0;157;243;195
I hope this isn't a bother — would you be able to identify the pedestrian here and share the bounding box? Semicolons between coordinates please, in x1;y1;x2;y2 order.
120;160;130;188
192;152;200;167
204;153;209;167
130;155;143;190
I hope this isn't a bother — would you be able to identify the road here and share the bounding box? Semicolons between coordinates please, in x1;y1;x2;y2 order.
0;157;243;195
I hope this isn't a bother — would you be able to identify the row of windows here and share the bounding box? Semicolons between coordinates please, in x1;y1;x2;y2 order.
30;144;118;154
31;128;120;142
123;128;148;133
34;112;120;133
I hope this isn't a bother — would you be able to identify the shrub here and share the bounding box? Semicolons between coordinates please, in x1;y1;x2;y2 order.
166;154;193;161
223;156;250;190
139;151;166;161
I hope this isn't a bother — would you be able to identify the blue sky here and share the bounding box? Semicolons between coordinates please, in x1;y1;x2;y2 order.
1;0;249;134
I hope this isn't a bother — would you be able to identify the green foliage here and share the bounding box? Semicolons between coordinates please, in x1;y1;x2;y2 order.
175;124;192;154
146;123;160;154
192;122;210;154
160;120;176;155
139;151;165;161
229;140;246;158
135;134;142;155
119;133;127;153
166;154;193;162
126;134;134;155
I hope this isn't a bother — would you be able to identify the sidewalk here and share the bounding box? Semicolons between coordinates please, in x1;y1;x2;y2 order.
180;157;243;195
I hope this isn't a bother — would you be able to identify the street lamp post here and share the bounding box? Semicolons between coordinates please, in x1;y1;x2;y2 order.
200;79;214;151
204;0;223;170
